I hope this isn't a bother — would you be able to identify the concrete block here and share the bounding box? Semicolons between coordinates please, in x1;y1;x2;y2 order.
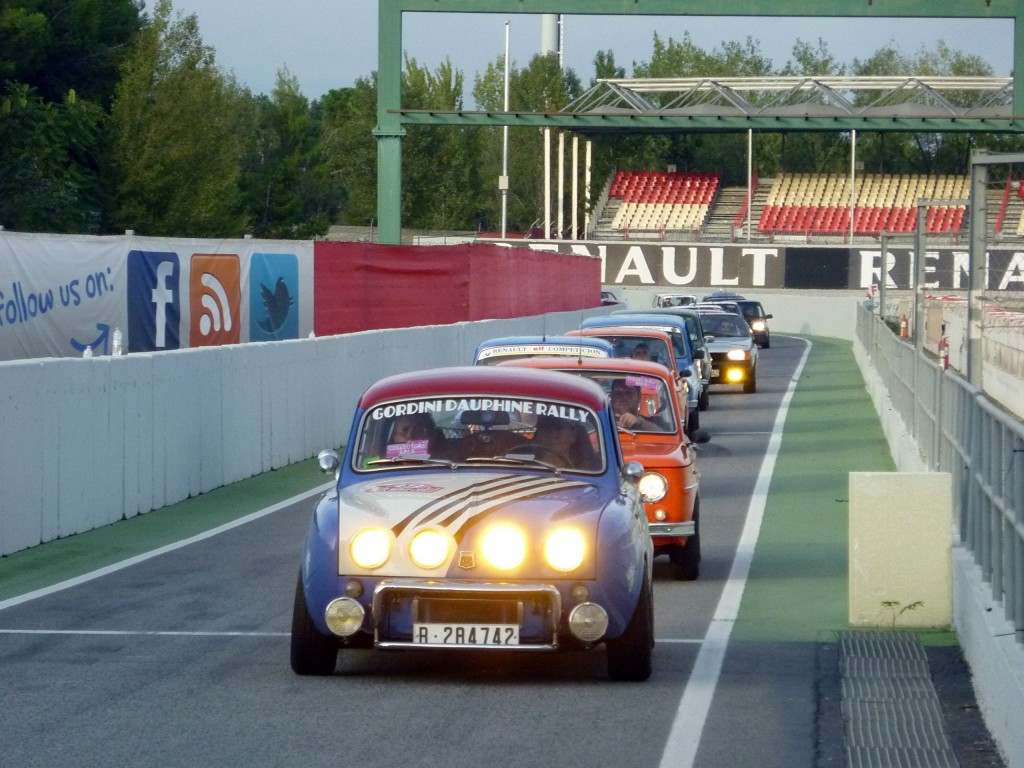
849;472;952;629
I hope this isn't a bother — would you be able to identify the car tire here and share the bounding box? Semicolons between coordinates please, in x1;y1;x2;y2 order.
669;499;701;581
761;335;770;349
698;386;710;411
290;573;338;676
743;372;757;394
606;568;653;682
688;407;700;434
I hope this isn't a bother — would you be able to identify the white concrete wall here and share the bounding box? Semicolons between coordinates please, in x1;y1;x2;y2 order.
0;308;604;557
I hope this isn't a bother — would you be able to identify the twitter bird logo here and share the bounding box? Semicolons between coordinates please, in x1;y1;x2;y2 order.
257;277;294;334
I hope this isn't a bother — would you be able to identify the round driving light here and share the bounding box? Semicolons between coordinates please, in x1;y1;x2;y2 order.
545;529;586;572
350;529;392;569
410;529;451;569
481;524;526;570
726;368;745;383
638;471;668;503
568;602;609;642
324;597;365;637
654;508;667;521
571;584;591;603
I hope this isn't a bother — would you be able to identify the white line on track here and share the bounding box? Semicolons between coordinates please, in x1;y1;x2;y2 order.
658;339;812;768
0;482;333;614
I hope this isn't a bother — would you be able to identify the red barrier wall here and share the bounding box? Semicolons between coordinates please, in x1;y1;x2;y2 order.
313;242;599;335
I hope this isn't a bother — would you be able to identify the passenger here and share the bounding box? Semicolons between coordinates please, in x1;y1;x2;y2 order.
533;415;600;470
610;379;657;430
631;342;651;361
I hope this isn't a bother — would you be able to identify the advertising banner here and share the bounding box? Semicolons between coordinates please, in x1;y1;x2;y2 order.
0;232;314;361
504;241;1024;293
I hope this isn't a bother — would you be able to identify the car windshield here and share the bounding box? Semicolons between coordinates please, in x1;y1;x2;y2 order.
702;313;750;339
571;371;679;435
601;336;673;367
352;396;605;473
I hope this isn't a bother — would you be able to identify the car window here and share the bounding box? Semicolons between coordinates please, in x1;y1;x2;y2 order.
353;396;605;473
702;313;750;338
577;372;679;435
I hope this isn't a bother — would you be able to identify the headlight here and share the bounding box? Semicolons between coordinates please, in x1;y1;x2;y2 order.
350;528;392;569
409;529;451;569
545;529;586;572
750;320;766;332
481;524;526;570
638;471;668;502
727;349;749;361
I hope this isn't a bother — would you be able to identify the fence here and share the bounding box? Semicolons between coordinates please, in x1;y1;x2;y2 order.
856;302;1024;647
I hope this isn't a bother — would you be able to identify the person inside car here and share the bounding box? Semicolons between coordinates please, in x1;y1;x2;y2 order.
610;379;658;430
532;415;600;470
631;342;651;361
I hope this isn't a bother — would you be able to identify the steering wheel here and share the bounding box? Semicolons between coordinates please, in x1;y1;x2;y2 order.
503;443;572;467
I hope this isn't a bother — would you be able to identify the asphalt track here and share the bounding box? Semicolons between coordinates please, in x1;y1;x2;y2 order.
0;335;1005;767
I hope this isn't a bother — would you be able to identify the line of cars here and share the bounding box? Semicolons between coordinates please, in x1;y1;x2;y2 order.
289;294;770;682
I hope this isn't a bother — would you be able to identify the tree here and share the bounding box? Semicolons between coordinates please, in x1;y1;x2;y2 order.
319;77;378;227
238;69;339;239
107;0;247;237
0;84;106;231
401;56;483;230
0;0;142;232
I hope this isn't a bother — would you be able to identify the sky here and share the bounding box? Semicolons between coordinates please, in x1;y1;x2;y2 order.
169;1;1014;102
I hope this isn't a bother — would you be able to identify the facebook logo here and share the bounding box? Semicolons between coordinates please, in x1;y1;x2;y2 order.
127;250;180;352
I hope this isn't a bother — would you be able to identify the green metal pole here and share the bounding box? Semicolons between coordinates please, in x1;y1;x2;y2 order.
377;2;405;244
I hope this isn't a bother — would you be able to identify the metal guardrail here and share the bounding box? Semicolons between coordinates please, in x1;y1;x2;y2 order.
856;303;1024;646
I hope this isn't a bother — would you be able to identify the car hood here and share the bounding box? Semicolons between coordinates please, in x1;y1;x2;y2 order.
336;471;608;576
707;338;753;352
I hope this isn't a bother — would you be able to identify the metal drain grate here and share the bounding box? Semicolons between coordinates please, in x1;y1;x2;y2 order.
839;631;959;768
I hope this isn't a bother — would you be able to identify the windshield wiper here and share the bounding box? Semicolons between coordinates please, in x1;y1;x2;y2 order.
364;457;456;469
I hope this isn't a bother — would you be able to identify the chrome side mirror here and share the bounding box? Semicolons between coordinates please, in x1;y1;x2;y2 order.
317;449;340;474
622;460;645;482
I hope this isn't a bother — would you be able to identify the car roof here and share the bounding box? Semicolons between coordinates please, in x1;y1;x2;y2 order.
566;327;675;343
473;335;614;362
359;366;609;411
583;313;687;331
501;356;678;383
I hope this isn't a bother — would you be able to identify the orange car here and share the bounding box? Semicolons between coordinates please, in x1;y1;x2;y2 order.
502;356;706;581
564;326;691;435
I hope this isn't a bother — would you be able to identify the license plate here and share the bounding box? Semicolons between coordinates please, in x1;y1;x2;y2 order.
711;368;720;377
412;623;519;646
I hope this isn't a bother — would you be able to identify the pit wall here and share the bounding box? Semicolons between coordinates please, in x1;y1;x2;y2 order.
0;307;605;557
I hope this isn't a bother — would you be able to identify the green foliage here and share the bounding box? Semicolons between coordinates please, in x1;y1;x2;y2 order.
0;84;107;232
107;0;247;237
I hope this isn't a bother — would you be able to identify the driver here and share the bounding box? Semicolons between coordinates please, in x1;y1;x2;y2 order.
610;379;656;430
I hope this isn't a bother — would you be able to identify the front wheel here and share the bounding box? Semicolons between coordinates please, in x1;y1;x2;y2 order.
698;386;710;411
743;371;757;394
606;568;654;681
290;573;338;675
669;498;701;581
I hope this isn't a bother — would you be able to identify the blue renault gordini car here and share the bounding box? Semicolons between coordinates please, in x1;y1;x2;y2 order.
291;366;655;681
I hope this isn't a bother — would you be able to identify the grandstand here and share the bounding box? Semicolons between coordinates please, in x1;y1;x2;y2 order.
591;170;1024;245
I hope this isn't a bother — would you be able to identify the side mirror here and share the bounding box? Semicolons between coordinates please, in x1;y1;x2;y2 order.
765;314;773;319
680;367;693;378
622;460;645;482
317;449;340;474
704;334;716;343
